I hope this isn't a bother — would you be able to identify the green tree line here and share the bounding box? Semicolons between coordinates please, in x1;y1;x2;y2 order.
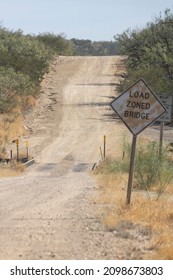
0;28;74;114
115;8;173;95
71;38;120;56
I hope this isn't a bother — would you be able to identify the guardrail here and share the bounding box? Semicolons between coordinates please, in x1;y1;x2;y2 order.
22;158;35;167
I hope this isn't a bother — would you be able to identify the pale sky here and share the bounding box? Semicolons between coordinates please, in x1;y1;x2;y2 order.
0;0;173;41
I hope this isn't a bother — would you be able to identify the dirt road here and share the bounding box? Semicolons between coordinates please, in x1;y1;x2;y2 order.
0;56;152;259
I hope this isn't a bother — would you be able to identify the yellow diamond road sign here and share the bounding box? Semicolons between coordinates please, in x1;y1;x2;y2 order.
110;79;166;135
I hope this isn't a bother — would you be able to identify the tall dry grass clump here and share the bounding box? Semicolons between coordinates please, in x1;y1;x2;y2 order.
0;164;26;177
0;113;25;157
94;137;173;259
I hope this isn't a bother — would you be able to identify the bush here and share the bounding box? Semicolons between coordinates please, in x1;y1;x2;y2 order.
96;138;173;199
0;67;37;113
0;27;54;114
0;29;52;83
123;139;173;198
115;9;173;95
37;32;75;55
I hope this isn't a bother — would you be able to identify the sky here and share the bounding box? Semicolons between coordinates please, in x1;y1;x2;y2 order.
0;0;173;41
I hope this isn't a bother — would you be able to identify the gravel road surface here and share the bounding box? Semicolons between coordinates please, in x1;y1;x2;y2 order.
1;56;167;260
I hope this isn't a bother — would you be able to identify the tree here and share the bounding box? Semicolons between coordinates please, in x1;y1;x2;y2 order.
115;9;173;93
37;32;75;55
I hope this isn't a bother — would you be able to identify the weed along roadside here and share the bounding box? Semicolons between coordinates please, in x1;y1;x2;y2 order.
94;138;173;259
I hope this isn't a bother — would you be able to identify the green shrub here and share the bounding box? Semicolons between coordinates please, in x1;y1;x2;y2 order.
96;138;173;200
123;139;173;198
0;29;52;83
115;9;173;95
0;27;54;113
0;67;37;113
37;32;75;55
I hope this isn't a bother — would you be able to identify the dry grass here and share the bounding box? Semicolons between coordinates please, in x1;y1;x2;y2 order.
165;182;173;194
25;95;36;108
0;112;26;157
0;96;36;158
0;163;26;177
94;163;173;259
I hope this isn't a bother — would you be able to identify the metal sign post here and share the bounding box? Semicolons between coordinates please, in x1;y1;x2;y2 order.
159;121;164;156
110;79;166;205
126;135;137;204
16;139;19;162
103;135;106;159
26;140;29;159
